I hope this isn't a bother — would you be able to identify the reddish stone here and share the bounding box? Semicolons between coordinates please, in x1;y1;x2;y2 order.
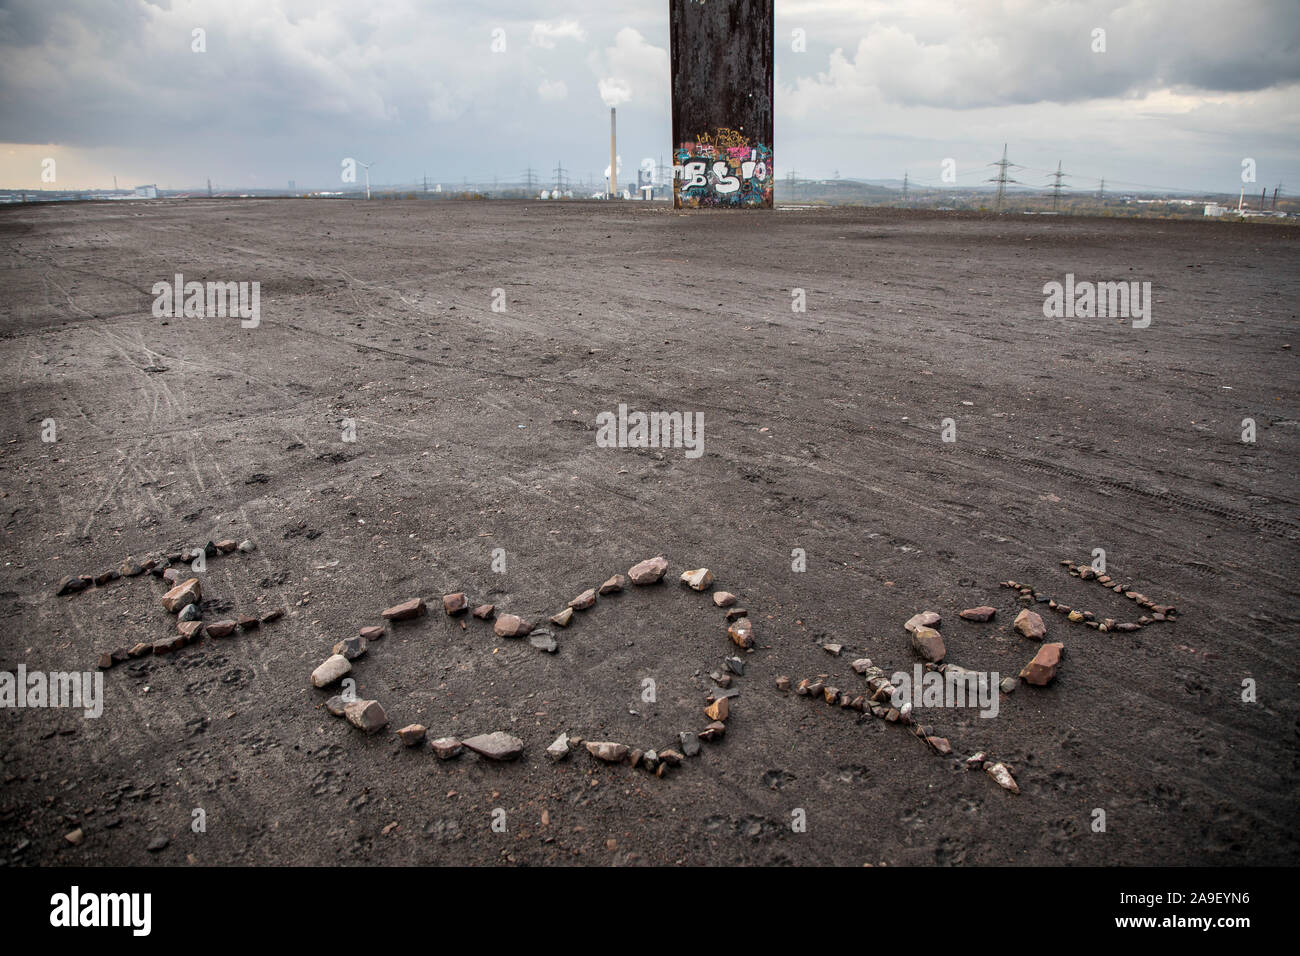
493;613;533;638
567;588;597;610
1013;609;1047;640
382;598;427;621
911;626;946;662
397;724;427;747
344;699;388;733
1020;642;1064;686
153;634;185;654
161;578;202;613
699;721;726;741
728;617;754;649
904;611;941;633
627;556;669;585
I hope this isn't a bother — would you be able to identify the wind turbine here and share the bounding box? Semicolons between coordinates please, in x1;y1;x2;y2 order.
358;160;374;200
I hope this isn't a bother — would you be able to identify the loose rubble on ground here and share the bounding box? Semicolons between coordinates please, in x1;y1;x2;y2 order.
53;539;284;669
76;548;1175;797
773;558;1178;795
999;562;1177;633
310;556;753;778
779;629;1024;792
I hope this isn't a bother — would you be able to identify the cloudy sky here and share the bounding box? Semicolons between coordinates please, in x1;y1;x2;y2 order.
1;0;1297;194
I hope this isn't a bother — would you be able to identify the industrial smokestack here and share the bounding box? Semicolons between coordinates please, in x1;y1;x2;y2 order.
609;107;617;199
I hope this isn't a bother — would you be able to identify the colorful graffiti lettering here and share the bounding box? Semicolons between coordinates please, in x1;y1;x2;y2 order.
673;133;773;209
692;127;750;149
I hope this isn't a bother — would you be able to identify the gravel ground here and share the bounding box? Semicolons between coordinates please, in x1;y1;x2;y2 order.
0;198;1296;866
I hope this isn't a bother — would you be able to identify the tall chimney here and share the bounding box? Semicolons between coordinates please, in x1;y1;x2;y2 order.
609;107;617;199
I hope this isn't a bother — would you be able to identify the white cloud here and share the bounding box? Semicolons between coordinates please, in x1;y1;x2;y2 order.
530;20;587;49
775;0;1300;110
588;28;669;111
0;0;1294;191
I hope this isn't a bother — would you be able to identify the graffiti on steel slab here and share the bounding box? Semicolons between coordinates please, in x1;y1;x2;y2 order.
674;128;773;208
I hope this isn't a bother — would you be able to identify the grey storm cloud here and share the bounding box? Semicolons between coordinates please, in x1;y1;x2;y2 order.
778;0;1300;110
0;0;665;145
0;0;1296;191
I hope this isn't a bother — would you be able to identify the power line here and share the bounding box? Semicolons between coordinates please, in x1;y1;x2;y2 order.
1046;160;1069;212
1023;164;1208;195
986;143;1022;212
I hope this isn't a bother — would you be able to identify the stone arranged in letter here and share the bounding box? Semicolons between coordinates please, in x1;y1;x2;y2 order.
312;654;352;688
382;598;427;621
628;556;669;585
462;732;524;761
493;614;533;638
